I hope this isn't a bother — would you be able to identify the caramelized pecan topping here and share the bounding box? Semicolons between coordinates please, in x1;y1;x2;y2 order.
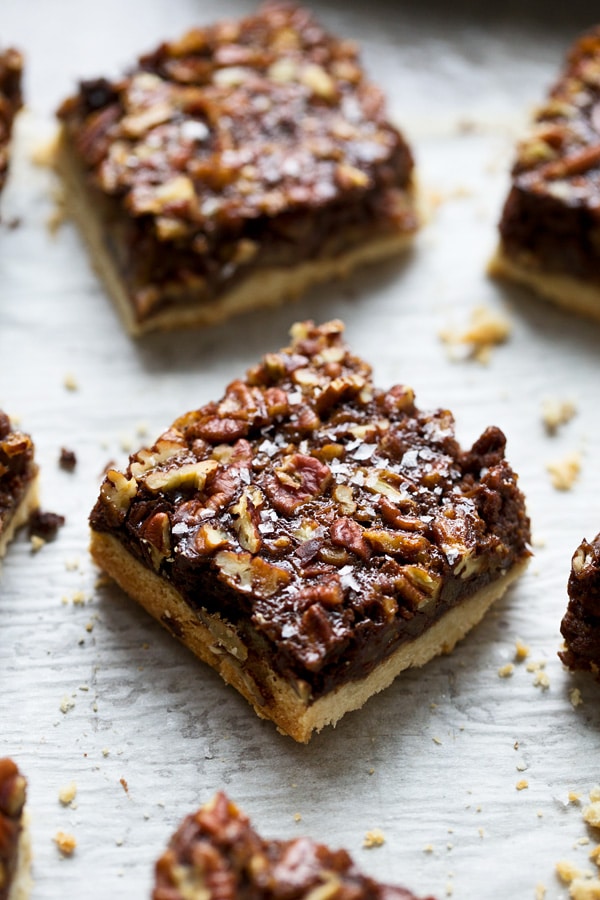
153;792;435;900
91;320;530;691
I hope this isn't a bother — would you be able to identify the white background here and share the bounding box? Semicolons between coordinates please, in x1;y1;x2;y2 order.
1;1;599;897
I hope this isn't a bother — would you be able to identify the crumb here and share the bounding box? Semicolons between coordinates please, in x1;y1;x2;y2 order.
446;883;454;897
294;813;302;822
577;838;591;847
59;447;77;471
537;811;544;818
570;793;583;805
498;663;515;678
527;660;546;673
439;305;511;364
30;133;59;167
136;422;148;437
478;828;485;838
534;671;551;690
85;621;94;633
517;763;528;772
583;796;600;829
432;736;442;745
363;829;385;849
514;741;520;750
447;843;453;851
557;860;584;884
63;373;78;391
29;509;65;541
368;768;375;775
30;535;45;553
590;787;600;803
569;876;600;899
546;451;581;491
570;689;584;709
65;558;80;571
60;696;75;714
535;884;546;900
120;435;132;452
54;831;77;856
423;844;434;853
531;535;547;548
516;780;529;791
120;778;129;795
542;398;577;434
589;845;600;866
72;591;86;606
58;782;77;806
515;639;530;661
102;749;109;757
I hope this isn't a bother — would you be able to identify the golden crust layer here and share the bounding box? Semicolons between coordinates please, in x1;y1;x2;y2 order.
91;529;528;742
488;248;600;324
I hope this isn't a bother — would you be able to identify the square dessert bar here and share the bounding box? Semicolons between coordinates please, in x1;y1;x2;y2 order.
57;2;417;336
153;792;435;900
89;321;530;742
0;47;22;194
560;533;600;679
0;413;38;559
490;27;600;321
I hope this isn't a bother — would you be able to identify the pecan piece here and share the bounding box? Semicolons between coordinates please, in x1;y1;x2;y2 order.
330;517;370;560
143;459;218;493
139;511;172;570
100;469;138;522
265;454;332;516
215;551;291;598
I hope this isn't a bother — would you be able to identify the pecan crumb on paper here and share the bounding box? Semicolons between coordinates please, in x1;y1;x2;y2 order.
363;829;385;848
54;831;77;856
541;398;577;434
440;305;512;363
546;451;581;491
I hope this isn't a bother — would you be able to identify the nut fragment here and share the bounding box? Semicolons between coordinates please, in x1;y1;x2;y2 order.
143;459;218;492
215;551;291;598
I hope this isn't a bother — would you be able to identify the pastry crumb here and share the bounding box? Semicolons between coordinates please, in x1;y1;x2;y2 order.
589;845;600;866
569;877;600;899
515;639;530;661
570;792;583;804
534;671;551;690
498;663;515;678
546;451;581;491
570;689;584;708
58;782;77;806
583;800;600;829
363;829;385;848
54;831;77;856
557;860;584;884
542;398;577;434
516;780;529;791
432;736;442;745
535;884;546;900
60;696;75;714
590;787;600;803
440;305;511;364
30;534;45;553
72;591;86;606
294;813;302;822
423;844;434;853
63;373;78;391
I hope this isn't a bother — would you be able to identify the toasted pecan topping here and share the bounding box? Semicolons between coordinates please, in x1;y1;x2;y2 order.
91;321;530;691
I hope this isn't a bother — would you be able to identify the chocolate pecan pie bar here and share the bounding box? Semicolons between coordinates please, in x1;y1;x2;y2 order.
560;533;600;678
0;759;30;900
490;28;600;321
0;413;39;559
56;2;417;336
153;792;435;900
89;320;530;741
0;47;22;195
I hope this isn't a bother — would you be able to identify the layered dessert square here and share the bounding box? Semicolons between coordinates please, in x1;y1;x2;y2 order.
153;792;435;900
0;759;30;900
560;533;600;678
0;47;22;194
490;27;600;321
89;320;530;741
56;2;417;336
0;413;39;559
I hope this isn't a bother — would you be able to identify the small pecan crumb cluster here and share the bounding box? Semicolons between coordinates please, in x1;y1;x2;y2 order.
560;533;600;678
0;411;37;539
91;320;530;694
0;758;27;900
0;47;22;193
153;792;433;900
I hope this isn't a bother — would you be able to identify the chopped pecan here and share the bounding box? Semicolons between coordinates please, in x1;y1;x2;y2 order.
194;524;230;555
139;512;171;569
231;487;264;554
266;454;331;516
143;459;218;492
315;373;366;416
215;551;291;598
100;469;138;522
330;517;370;560
363;528;428;558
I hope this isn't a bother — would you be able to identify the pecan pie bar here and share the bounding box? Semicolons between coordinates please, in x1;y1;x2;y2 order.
0;759;30;900
56;2;417;336
560;533;600;678
89;320;530;742
153;792;435;900
0;47;22;195
0;413;39;559
490;27;600;322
